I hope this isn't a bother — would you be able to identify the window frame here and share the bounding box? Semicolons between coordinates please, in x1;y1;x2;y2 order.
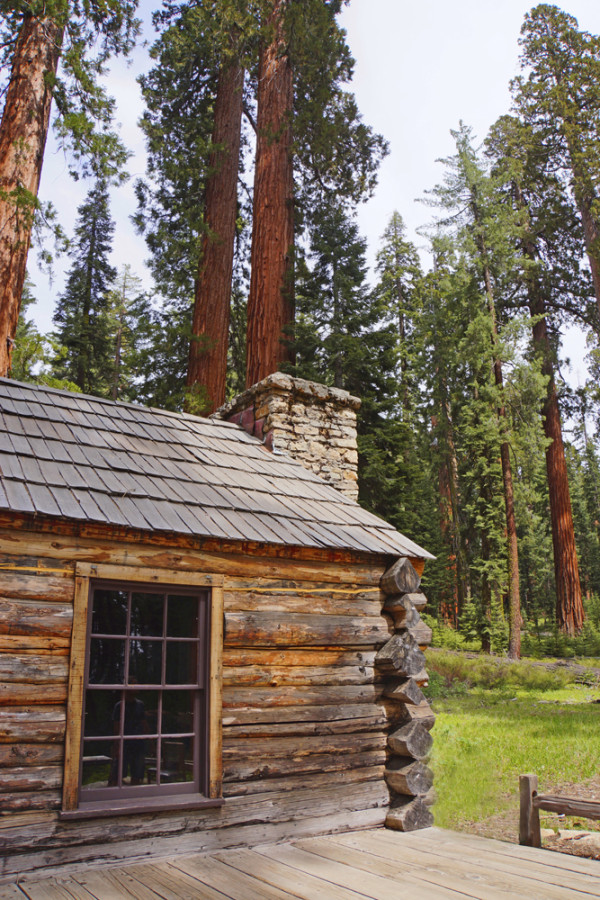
62;563;223;818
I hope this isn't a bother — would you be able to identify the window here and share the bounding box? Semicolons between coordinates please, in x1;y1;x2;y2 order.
62;564;223;817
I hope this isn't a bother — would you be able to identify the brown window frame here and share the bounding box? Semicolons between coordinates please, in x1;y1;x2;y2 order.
61;564;223;819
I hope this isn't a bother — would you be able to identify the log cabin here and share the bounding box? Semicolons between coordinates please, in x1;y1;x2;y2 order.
0;373;435;877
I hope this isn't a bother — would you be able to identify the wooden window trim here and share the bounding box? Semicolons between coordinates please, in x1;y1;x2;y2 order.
62;563;223;815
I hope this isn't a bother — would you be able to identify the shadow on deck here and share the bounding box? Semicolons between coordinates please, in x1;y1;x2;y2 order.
2;826;600;899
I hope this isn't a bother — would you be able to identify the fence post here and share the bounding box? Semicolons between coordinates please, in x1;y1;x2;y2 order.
519;773;541;847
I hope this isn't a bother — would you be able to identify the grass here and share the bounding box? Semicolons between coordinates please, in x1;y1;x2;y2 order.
424;650;600;831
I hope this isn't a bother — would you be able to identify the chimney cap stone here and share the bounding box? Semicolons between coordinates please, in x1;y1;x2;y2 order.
214;372;361;420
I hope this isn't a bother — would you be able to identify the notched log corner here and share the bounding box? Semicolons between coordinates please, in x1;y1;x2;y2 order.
380;558;421;597
385;758;433;797
375;633;426;677
385;796;434;832
388;721;433;760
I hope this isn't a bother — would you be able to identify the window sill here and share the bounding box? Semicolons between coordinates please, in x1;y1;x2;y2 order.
59;794;224;821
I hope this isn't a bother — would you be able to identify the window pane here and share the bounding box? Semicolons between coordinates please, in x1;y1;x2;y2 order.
81;740;114;790
121;736;148;785
117;692;148;737
129;640;162;684
167;595;199;638
166;642;197;685
159;737;194;784
130;592;164;637
84;689;121;738
88;639;125;685
162;690;194;734
91;589;127;635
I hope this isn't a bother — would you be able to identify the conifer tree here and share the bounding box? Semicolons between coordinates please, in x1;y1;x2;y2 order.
51;180;116;395
0;1;139;376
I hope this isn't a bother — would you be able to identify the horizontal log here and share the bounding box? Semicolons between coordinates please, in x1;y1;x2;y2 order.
0;707;66;744
388;722;433;760
222;701;387;727
222;684;383;711
0;530;384;586
0;790;61;814
375;633;426;676
385;796;433;832
224;587;382;617
406;621;433;647
223;732;387;762
404;592;428;612
385;759;433;796
224;611;390;648
0;573;74;603
0;682;67;706
0;743;63;767
380;558;421;596
222;649;377;668
223;765;385;798
0;765;62;793
0;554;74;573
224;713;388;740
0;599;73;637
0;653;68;683
0;636;70;653
383;595;420;629
399;700;436;731
223;664;378;688
384;678;426;706
224;748;386;783
534;793;600;820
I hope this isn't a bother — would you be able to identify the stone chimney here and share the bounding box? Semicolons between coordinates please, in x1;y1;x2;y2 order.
214;373;361;501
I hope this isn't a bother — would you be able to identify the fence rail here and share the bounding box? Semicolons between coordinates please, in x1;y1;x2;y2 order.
519;773;600;847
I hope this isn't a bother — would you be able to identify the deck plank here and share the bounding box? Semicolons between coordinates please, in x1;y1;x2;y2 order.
0;887;26;900
299;832;526;899
255;842;460;900
213;847;369;900
117;863;232;900
69;869;164;900
170;854;301;900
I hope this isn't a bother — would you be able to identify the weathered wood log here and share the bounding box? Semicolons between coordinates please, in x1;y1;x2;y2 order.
384;758;433;796
534;792;600;819
223;731;386;761
224;611;390;648
222;701;387;727
0;743;63;767
406;621;433;648
223;648;377;668
385;797;434;831
404;592;428;612
224;588;382;617
399;700;436;731
388;721;433;760
413;669;429;686
380;558;421;596
222;684;383;710
0;653;68;682
0;765;62;792
225;712;388;740
382;595;420;629
0;706;65;743
0;573;74;603
224;748;386;783
0;635;70;653
0;682;67;706
422;786;437;807
223;765;385;798
223;664;379;688
0;599;73;637
0;790;61;813
383;678;425;706
375;633;426;676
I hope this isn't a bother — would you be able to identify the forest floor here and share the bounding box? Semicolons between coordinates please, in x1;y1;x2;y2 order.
425;649;600;860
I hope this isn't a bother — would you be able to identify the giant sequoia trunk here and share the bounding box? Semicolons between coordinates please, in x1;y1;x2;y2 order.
245;0;294;388
531;304;584;634
186;60;244;415
0;13;63;377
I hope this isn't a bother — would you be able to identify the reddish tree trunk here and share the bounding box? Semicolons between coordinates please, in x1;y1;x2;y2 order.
186;60;244;415
0;13;63;377
532;310;584;634
245;0;294;388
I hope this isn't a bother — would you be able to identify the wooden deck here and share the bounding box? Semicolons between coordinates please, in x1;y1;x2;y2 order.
2;827;600;899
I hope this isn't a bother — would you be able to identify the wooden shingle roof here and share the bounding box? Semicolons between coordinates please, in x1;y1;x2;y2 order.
0;378;433;559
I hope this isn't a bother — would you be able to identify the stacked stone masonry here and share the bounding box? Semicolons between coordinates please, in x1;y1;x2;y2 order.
376;556;436;832
215;373;361;501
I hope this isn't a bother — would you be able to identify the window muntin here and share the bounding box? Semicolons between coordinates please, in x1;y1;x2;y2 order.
81;583;209;801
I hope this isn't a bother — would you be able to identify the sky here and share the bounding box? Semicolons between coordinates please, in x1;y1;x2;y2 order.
28;0;600;382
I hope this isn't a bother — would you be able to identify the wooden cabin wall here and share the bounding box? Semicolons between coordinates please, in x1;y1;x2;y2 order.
0;526;402;876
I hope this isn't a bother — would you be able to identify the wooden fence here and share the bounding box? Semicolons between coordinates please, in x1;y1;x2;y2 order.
519;773;600;847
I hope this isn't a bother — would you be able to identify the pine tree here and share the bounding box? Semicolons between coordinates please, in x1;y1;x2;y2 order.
0;1;139;376
51;180;116;395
